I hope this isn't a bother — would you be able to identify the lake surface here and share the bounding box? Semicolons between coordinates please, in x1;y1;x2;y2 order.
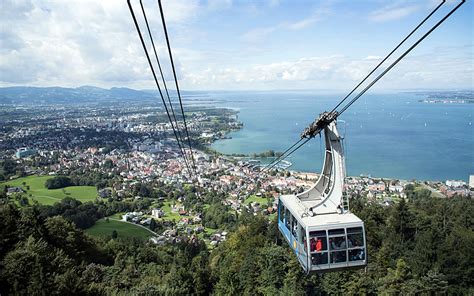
198;91;472;181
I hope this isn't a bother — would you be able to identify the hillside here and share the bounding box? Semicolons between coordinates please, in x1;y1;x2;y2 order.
0;86;157;105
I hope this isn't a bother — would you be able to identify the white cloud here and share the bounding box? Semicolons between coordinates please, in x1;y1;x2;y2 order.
285;3;331;30
160;0;200;23
241;26;277;43
181;55;379;89
241;2;332;42
267;0;280;8
206;0;233;11
179;48;473;90
0;0;199;87
365;55;383;60
369;3;420;22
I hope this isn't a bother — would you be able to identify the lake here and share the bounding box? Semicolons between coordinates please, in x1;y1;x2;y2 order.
195;90;473;181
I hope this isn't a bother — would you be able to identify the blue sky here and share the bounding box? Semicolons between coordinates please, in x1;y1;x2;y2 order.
0;0;472;90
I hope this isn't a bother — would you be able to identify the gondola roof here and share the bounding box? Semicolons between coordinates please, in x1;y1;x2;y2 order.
280;194;363;228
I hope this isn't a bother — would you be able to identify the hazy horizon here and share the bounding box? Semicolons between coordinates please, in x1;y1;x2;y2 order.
1;84;473;94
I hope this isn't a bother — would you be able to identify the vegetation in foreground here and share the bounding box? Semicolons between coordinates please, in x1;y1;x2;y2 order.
0;187;473;295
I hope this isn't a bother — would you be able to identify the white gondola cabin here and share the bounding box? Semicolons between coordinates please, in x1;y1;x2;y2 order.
277;120;367;273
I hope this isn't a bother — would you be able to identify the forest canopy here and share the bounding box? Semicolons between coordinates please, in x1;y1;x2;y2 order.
0;192;473;295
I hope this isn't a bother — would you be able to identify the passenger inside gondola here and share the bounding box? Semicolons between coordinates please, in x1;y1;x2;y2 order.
347;226;365;261
310;231;327;252
329;236;346;250
316;238;322;251
309;231;329;265
284;208;290;230
349;249;365;261
329;233;347;263
298;225;307;252
291;217;297;237
311;252;328;265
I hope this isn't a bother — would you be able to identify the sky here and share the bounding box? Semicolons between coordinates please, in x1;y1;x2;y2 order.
0;0;472;91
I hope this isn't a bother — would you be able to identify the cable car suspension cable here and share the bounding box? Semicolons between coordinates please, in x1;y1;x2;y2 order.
138;0;191;173
158;0;198;175
264;138;311;172
127;0;193;177
261;138;304;173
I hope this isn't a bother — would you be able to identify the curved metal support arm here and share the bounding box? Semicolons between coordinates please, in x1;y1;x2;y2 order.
297;121;346;216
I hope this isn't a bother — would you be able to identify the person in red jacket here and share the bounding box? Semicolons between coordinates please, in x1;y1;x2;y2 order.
316;238;322;251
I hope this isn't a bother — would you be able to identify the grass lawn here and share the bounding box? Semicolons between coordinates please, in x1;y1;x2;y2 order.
1;175;97;205
243;194;270;206
109;212;124;219
160;201;190;221
418;183;445;198
85;219;154;240
204;227;218;235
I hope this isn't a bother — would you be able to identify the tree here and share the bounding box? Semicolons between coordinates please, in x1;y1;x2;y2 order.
0;203;21;259
149;218;157;231
111;230;118;239
411;229;436;275
202;203;236;230
104;159;114;169
0;188;6;199
18;196;29;206
2;159;17;176
387;198;415;248
45;176;73;189
2;236;83;295
419;269;448;295
191;253;212;295
378;259;421;295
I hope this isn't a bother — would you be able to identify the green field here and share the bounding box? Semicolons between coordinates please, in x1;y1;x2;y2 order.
243;194;270;206
418;183;445;198
160;201;190;221
205;227;218;235
109;212;125;219
1;175;97;205
85;219;154;240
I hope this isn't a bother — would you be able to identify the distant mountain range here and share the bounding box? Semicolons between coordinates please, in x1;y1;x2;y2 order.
0;86;164;104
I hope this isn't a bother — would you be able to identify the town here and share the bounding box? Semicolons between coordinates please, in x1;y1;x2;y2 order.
1;99;472;248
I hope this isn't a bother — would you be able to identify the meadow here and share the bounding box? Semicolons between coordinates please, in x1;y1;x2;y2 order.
159;201;190;221
85;218;154;240
243;194;270;206
2;175;97;205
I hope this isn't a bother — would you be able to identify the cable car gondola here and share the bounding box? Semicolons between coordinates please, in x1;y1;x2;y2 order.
278;120;367;273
